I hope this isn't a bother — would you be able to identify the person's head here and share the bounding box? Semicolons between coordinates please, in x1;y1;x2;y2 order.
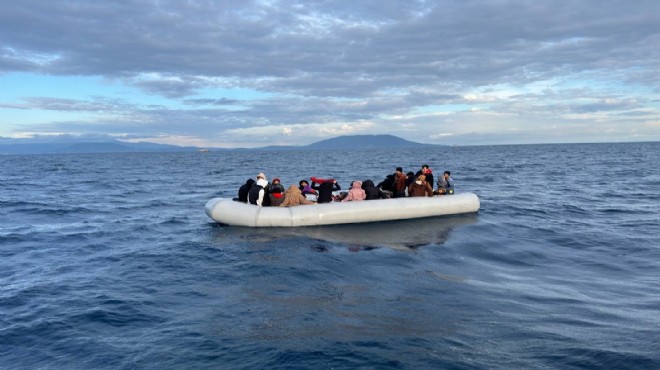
422;165;432;175
299;180;309;187
406;171;414;178
417;174;426;182
444;171;451;178
273;178;281;184
395;167;403;173
256;172;267;181
246;178;256;186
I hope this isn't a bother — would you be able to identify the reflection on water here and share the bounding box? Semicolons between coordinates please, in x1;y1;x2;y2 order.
205;215;479;342
294;213;478;250
211;213;478;251
207;215;480;343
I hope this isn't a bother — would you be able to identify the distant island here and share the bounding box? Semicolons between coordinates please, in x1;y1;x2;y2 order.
261;134;440;151
0;134;440;154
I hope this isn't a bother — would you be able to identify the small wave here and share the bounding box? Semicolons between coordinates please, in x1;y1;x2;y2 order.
159;217;188;225
9;205;95;216
71;306;165;328
537;346;659;369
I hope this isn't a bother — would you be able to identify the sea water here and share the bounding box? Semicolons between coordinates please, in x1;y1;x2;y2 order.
1;143;659;369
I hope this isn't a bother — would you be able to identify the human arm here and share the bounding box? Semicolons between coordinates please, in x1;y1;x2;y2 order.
342;191;354;202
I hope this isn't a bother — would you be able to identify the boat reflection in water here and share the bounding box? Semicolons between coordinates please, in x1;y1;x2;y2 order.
294;213;478;251
211;213;478;251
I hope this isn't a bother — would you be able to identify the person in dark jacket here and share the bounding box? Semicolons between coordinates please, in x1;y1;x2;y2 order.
237;178;255;202
248;173;269;206
405;171;415;187
312;179;341;203
377;174;395;192
361;179;380;200
269;178;285;193
262;177;283;206
268;186;285;206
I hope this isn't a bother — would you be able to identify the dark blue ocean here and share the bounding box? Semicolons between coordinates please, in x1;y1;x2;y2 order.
2;143;659;369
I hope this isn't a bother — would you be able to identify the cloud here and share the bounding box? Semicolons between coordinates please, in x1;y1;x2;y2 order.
182;98;241;106
1;0;659;146
0;97;130;113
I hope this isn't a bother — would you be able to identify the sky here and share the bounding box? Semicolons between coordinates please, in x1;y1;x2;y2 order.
1;0;659;148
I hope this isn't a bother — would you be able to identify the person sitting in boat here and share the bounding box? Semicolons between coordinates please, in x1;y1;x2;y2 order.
260;176;284;207
415;164;434;190
311;177;341;203
408;174;433;197
333;181;352;202
280;185;315;207
405;171;416;187
377;173;394;191
393;167;407;198
377;174;395;199
269;178;285;194
268;186;285;206
248;172;269;206
342;181;366;202
361;179;381;200
298;180;318;196
434;171;455;195
236;178;255;202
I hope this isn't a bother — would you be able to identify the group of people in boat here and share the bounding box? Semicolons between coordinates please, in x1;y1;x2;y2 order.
235;164;454;207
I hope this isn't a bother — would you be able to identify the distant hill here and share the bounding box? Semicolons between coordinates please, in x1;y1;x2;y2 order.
0;134;438;154
305;134;435;150
253;134;439;151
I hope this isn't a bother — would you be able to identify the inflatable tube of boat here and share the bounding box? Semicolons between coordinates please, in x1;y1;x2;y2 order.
205;193;480;227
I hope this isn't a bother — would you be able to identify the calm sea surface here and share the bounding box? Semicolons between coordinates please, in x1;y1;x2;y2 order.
1;143;659;369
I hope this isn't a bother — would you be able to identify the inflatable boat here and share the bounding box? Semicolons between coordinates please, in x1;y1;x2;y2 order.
205;193;480;227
